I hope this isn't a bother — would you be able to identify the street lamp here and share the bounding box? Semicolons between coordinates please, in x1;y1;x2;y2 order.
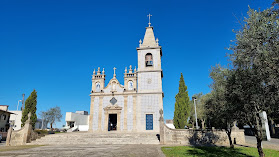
192;97;199;129
17;100;22;111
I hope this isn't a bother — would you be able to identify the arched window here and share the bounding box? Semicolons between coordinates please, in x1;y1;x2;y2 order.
145;53;153;67
128;81;133;90
96;82;101;92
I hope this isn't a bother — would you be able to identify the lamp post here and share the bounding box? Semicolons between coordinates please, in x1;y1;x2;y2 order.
17;100;22;111
192;97;199;129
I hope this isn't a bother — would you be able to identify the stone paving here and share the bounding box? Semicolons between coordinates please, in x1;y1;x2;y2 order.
0;144;165;157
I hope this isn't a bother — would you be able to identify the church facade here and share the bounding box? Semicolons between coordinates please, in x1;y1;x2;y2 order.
88;22;163;133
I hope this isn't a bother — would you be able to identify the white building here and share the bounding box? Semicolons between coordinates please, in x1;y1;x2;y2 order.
9;111;22;130
65;111;89;131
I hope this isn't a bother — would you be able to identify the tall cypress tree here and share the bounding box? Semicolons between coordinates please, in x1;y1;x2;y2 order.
21;90;37;129
173;73;190;129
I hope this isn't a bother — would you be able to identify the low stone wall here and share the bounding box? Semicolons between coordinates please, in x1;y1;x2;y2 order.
6;113;38;146
162;124;245;145
158;109;245;146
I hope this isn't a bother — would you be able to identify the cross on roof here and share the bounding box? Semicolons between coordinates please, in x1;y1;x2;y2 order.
147;14;152;27
113;67;117;78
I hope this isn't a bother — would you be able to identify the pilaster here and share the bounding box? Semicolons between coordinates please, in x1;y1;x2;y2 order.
88;96;95;132
133;96;137;131
98;96;103;131
123;96;128;131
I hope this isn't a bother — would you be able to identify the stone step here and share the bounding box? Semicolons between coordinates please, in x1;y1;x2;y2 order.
28;132;160;145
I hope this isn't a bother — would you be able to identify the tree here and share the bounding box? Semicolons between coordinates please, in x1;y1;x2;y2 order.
45;106;62;130
21;90;37;129
228;6;279;157
39;111;49;130
173;73;191;129
205;64;237;148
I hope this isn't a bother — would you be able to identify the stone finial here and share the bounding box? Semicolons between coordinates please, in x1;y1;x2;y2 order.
139;39;142;47
93;69;96;75
125;67;127;74
102;68;105;75
97;67;101;75
129;65;132;73
156;38;159;46
134;66;137;72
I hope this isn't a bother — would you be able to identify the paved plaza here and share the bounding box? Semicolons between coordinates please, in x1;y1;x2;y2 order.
0;144;165;157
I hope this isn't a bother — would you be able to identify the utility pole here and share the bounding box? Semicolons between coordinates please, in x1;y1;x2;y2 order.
21;94;25;111
192;97;199;129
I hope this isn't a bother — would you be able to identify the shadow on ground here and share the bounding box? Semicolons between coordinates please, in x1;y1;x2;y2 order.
186;146;253;157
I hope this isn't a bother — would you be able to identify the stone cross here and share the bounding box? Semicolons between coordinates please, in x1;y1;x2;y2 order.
113;67;116;78
147;14;152;27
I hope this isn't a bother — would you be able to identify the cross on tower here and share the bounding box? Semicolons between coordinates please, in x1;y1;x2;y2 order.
113;67;117;78
147;14;152;27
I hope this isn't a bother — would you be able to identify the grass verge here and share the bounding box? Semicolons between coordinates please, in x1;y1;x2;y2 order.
161;146;279;157
0;145;44;152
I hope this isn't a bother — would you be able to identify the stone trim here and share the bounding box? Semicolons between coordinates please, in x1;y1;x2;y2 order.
90;92;163;96
104;105;122;132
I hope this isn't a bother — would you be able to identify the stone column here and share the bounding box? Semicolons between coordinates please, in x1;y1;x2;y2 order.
123;96;128;131
98;96;103;131
88;96;95;132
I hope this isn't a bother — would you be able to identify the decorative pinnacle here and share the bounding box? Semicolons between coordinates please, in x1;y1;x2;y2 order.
147;14;152;27
102;68;105;75
134;66;137;72
93;69;96;75
113;67;117;78
129;65;132;73
125;67;127;73
97;67;101;75
156;38;159;46
139;39;142;47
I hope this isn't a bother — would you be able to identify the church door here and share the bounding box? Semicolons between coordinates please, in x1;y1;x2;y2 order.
108;114;117;131
146;114;153;130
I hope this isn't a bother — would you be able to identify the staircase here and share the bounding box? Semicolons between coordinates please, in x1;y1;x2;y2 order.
28;132;160;145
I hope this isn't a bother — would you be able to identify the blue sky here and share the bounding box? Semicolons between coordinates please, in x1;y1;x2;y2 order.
0;0;274;128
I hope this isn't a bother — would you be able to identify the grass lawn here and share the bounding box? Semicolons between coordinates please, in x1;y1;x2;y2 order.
0;145;43;152
162;146;279;157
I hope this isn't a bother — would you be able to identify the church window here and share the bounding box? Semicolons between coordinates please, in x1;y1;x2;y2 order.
128;81;133;90
96;82;101;92
145;53;153;67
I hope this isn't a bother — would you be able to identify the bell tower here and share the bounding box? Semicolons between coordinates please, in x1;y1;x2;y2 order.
136;15;163;132
137;22;163;93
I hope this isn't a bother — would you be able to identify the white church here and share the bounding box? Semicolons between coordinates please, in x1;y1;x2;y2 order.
66;18;164;133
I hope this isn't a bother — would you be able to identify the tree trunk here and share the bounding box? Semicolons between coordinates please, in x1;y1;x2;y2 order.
226;127;234;148
269;119;275;137
201;119;205;130
255;113;265;157
50;123;53;131
256;136;264;157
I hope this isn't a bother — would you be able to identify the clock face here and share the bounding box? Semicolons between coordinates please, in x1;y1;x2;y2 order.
128;81;133;90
